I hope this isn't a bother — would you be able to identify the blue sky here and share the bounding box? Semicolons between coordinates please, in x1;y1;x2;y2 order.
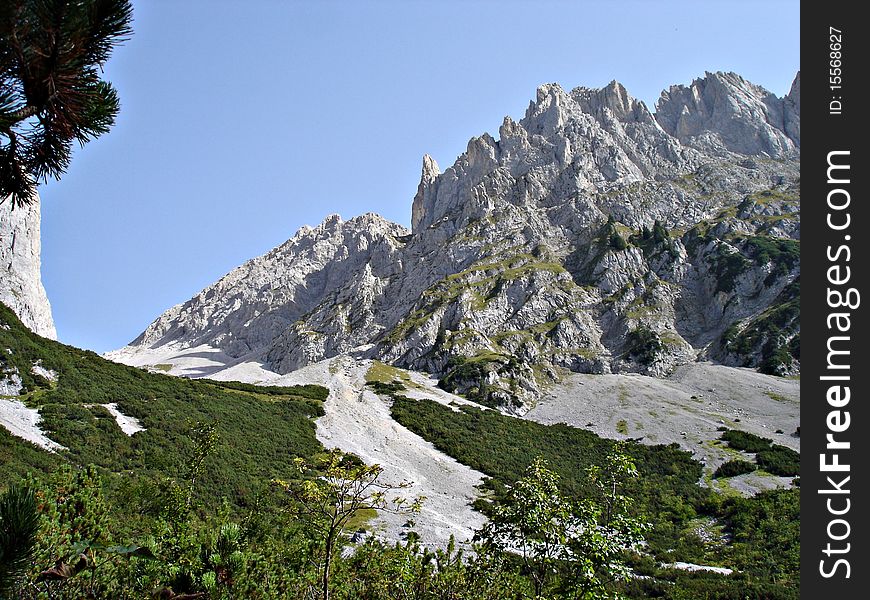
39;0;800;353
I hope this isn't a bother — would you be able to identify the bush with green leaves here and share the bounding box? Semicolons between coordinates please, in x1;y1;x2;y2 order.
756;445;800;477
273;449;423;600
719;429;772;453
478;450;649;599
713;459;757;479
626;326;663;366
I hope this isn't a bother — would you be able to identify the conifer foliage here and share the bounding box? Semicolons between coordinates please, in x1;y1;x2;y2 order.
0;0;132;207
0;486;40;595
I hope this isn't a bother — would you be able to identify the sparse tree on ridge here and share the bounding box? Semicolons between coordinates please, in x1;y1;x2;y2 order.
0;0;132;208
274;449;424;600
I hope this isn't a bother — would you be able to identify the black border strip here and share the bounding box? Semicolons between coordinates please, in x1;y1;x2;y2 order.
802;4;869;597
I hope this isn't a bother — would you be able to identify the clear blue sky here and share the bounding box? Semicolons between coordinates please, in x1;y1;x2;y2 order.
39;0;799;353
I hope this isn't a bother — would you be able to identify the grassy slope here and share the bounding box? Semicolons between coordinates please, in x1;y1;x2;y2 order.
390;395;707;521
0;303;327;508
389;393;799;596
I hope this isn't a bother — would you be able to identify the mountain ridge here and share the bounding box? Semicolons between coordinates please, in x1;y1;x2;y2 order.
112;70;800;409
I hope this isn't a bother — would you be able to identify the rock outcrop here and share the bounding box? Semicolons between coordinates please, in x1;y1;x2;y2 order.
130;212;408;359
116;71;800;410
655;71;799;158
1;194;57;339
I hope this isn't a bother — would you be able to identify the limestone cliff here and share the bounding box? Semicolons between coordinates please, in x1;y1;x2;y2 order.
1;194;56;339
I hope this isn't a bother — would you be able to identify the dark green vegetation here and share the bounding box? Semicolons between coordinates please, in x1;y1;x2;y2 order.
598;216;675;258
625;326;663;366
387;389;799;598
718;489;800;591
1;0;132;206
756;446;800;477
205;378;329;401
391;395;703;506
365;380;407;395
0;303;325;506
721;278;800;375
0;485;39;595
1;303;799;597
603;215;629;251
719;428;800;478
713;459;757;479
630;220;676;258
720;429;772;453
438;353;524;409
477;454;648;599
704;235;798;295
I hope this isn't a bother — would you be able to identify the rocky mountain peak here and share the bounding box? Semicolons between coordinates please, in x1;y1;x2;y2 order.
571;80;655;125
523;82;573;135
655;70;799;157
785;71;800;110
1;194;56;339
115;70;800;409
411;76;709;233
128;210;407;357
783;71;800;146
411;155;441;231
420;154;440;182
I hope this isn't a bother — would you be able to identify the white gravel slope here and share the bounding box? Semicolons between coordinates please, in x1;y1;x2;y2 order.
524;362;799;495
268;356;487;548
102;403;146;436
0;399;65;452
109;348;489;547
106;343;245;379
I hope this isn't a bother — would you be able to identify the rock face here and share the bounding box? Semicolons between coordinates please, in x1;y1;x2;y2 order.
1;194;57;339
117;71;800;409
129;212;408;359
655;71;799;158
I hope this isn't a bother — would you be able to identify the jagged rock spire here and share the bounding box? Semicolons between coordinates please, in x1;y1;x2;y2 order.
783;71;800;146
411;154;440;232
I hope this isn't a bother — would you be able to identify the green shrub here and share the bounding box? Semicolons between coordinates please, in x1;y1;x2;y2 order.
0;302;326;511
713;459;757;478
712;248;750;293
652;220;670;243
665;572;799;600
366;380;406;395
626;326;662;365
437;353;517;409
756;445;800;477
720;429;772;453
720;488;800;584
610;231;628;251
204;379;329;401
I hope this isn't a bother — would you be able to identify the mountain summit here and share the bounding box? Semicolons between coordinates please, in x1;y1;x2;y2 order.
112;71;800;409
